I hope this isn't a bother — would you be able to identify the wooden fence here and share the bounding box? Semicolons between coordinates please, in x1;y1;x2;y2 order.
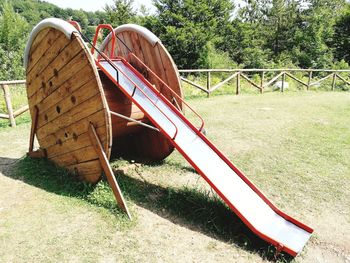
1;68;350;127
0;80;28;127
179;69;350;97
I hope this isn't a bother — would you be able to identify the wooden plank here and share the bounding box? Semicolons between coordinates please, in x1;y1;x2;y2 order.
236;73;241;95
45;127;107;159
13;105;29;117
157;42;183;98
30;28;51;54
336;73;350;85
28;105;39;153
307;71;313;90
129;31;145;61
121;31;133;54
180;77;208;93
2;84;16;127
285;72;308;87
152;44;171;98
66;159;102;180
0;80;25;85
51;145;102;167
310;73;333;87
37;109;108;147
116;33;128;57
138;35;162;91
36;78;100;128
27;33;73;82
332;73;336;91
29;62;94;108
32;70;94;116
263;72;284;88
211;72;239;92
27;29;63;73
35;94;105;139
88;123;131;218
0;113;9;119
27;36;85;98
241;73;262;90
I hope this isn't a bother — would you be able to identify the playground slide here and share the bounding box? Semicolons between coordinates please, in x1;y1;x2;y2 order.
97;59;313;256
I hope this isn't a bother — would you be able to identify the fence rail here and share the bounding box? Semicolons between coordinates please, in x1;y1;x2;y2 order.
178;69;350;96
1;68;350;127
0;80;27;127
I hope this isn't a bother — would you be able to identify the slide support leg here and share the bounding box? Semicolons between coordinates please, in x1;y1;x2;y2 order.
88;123;132;220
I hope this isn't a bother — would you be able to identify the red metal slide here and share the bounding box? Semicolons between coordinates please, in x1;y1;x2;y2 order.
96;55;313;257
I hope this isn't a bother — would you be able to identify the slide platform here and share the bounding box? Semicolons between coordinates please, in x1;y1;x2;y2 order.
97;58;313;257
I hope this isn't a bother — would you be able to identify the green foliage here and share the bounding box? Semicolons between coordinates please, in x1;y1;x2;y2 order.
151;0;234;69
0;1;28;80
0;0;349;79
104;0;136;26
332;3;350;64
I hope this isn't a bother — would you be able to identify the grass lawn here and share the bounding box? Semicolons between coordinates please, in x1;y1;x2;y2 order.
0;91;349;262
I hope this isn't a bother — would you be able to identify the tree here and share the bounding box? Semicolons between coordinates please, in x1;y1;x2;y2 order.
152;0;234;69
0;1;28;80
104;0;136;26
332;3;350;64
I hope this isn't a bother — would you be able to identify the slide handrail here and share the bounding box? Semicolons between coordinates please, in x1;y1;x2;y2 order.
127;52;205;133
97;59;179;140
91;24;115;60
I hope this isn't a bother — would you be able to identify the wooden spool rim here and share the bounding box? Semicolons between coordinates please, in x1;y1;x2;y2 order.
100;23;161;51
24;17;78;69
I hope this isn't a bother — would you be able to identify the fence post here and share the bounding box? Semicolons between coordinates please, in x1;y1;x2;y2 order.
2;84;16;127
307;71;312;91
260;71;264;93
236;72;241;95
281;72;286;92
332;73;336;91
206;71;211;98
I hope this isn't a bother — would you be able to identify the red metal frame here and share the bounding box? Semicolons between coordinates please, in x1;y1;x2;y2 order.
91;24;115;59
127;52;205;132
97;57;313;257
89;30;313;256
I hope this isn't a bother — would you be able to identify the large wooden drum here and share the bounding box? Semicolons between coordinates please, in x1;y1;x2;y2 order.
25;18;183;183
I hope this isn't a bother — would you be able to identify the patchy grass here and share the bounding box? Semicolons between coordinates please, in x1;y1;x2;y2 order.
0;91;349;262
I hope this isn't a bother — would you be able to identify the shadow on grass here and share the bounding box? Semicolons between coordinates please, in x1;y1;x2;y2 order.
0;156;130;220
116;171;293;262
0;156;292;262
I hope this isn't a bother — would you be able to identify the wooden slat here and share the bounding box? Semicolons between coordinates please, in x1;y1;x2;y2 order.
67;159;102;180
29;63;94;108
30;28;51;54
88;123;131;218
32;72;94;117
129;31;145;61
157;43;183;99
27;35;85;98
37;109;107;145
36;94;105;139
138;35;163;91
27;29;63;73
36;78;100;128
50;145;102;167
27;33;73;82
45;127;107;159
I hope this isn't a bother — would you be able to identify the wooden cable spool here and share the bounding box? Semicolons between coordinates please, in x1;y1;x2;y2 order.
99;24;183;161
25;19;183;186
